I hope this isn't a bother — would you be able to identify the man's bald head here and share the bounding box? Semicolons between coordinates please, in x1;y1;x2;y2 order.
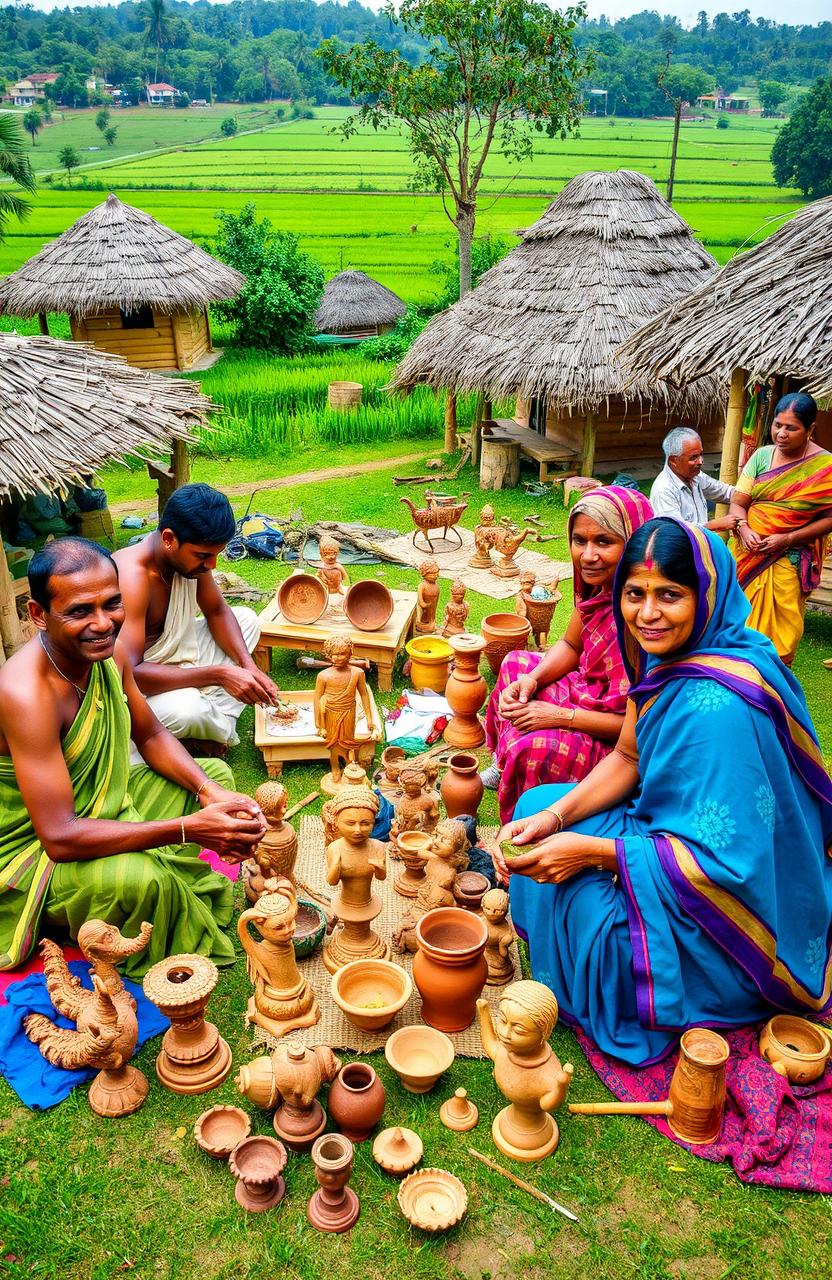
29;538;118;610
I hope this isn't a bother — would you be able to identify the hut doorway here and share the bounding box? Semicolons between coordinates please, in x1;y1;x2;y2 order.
528;397;547;437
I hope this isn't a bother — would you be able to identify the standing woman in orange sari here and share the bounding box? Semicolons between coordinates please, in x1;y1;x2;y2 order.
728;393;832;665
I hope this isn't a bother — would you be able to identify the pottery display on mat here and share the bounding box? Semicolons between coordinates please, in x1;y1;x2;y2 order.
393;821;471;955
143;952;233;1095
278;572;328;625
345;579;394;632
194;1105;252;1159
238;879;321;1040
229;1135;288;1212
322;787;390;975
415;558;441;634
441;578;470;637
481;888;515;986
453;870;490;913
666;1027;730;1144
314;634;381;791
469;504;498;569
394;829;432;898
480;613;533;677
413;906;488;1032
759;1014;831;1084
384;1025;455;1094
405;635;454;693
477;980;573;1162
443;634;488;749
440;751;484;820
242;780;298;903
397;1168;468;1233
24;921;153;1118
292;898;328;959
491;523;530;579
372;1126;423;1175
330;958;412;1033
439;1088;478;1132
327;1061;386;1142
307;1133;360;1233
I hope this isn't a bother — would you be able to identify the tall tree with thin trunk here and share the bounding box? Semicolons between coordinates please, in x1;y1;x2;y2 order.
141;0;172;84
22;110;42;147
0;114;36;241
319;0;591;298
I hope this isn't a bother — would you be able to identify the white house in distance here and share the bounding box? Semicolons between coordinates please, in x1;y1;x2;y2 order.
6;72;58;106
146;82;178;106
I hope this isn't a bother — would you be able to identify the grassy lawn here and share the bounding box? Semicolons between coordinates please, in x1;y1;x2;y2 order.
1;452;830;1280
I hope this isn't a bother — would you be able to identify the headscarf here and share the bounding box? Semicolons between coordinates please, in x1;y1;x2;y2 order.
568;485;654;605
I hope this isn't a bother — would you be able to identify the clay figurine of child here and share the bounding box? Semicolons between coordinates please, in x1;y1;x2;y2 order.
390;766;440;848
415;558;441;634
313;635;380;788
316;535;349;617
481;888;515;985
442;579;469;637
243;780;298;903
393;818;470;953
469;505;498;569
322;786;389;972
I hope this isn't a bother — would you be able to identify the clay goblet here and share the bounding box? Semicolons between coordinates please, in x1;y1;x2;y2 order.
229;1136;288;1211
394;830;432;898
308;1133;360;1233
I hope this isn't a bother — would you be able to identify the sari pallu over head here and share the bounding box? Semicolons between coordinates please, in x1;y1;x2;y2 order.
611;520;832;1026
735;449;832;594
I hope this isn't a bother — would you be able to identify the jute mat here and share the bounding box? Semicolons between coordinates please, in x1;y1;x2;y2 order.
382;527;570;601
249;816;520;1058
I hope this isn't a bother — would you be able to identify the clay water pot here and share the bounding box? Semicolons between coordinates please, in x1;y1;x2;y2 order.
330;958;412;1033
384;1024;455;1093
759;1015;831;1084
229;1136;288;1211
413;907;488;1032
667;1027;730;1145
443;634;488;749
440;751;484;819
345;580;394;631
308;1133;360;1233
327;1061;386;1142
194;1105;251;1159
480;613;532;676
453;871;490;913
278;572;328;625
406;635;454;692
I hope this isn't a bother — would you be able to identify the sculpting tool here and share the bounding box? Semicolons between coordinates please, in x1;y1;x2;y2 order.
466;1147;579;1223
285;791;320;820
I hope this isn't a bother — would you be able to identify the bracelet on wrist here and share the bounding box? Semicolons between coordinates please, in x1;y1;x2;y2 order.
547;807;565;834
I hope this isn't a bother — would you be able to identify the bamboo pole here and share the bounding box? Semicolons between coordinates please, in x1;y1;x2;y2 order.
581;411;597;477
719;366;748;489
568;1100;672;1116
444;392;458;454
0;541;25;661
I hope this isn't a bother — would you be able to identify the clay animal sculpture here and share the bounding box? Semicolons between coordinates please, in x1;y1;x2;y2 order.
237;1042;341;1152
401;496;468;553
316;534;349;617
469;505;498;569
24;921;153;1117
441;579;469;637
393;819;470;954
477;980;573;1161
491;523;530;578
322;787;389;974
481;888;515;985
243;780;298;903
415;559;441;634
238;879;321;1040
314;634;380;789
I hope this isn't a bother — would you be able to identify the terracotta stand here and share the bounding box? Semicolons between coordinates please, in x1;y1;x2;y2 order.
308;1133;360;1233
238;881;320;1040
229;1136;288;1211
444;633;488;749
143;954;232;1095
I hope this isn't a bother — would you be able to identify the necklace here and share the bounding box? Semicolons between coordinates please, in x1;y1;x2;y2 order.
39;633;88;704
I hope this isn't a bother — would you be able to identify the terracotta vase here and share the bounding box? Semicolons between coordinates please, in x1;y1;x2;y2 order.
480;613;533;676
443;634;488;749
667;1027;730;1145
327;1061;386;1142
142;954;232;1095
413;907;488;1032
440;752;484;819
229;1136;287;1212
453;871;490;913
406;636;453;693
308;1133;360;1233
758;1015;830;1084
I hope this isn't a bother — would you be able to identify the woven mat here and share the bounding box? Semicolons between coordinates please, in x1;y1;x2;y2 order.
383;528;570;600
249;816;520;1058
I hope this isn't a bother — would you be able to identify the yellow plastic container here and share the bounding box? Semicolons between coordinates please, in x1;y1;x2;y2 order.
405;635;454;693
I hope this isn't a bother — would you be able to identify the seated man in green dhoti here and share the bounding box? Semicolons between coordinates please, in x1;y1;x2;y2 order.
0;538;266;979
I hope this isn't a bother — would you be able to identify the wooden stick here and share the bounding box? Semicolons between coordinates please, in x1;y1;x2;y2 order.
568;1100;673;1116
284;791;320;820
467;1147;579;1223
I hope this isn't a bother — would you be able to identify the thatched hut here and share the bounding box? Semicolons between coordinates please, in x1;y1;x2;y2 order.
0;330;212;659
315;270;405;341
0;194;244;372
390;170;723;479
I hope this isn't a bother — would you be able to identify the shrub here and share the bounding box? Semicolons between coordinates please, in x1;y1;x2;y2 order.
716;115;730;129
360;309;428;361
220;116;238;137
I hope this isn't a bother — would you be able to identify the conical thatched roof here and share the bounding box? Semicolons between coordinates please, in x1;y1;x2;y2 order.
390;170;720;418
0;194;245;319
617;196;832;402
315;270;405;333
0;331;210;499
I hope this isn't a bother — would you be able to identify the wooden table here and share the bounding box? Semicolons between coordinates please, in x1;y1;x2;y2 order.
253;588;418;692
254;689;381;779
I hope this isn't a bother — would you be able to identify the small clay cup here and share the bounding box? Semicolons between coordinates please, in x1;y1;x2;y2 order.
229;1135;287;1211
194;1105;251;1159
331;959;412;1033
395;830;432;897
327;1061;386;1142
293;898;327;959
384;1024;455;1094
759;1015;831;1084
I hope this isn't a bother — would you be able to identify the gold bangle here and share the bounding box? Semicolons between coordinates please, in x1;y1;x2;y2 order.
180;818;186;845
548;808;565;834
195;780;210;801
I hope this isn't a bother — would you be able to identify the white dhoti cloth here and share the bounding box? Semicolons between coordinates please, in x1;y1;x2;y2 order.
130;574;260;762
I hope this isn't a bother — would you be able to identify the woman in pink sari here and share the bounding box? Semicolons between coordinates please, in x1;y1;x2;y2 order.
484;486;653;825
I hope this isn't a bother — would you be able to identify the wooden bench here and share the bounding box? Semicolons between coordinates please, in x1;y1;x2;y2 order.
483;420;579;484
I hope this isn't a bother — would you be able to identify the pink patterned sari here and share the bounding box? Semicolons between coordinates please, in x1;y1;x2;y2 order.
485;486;654;824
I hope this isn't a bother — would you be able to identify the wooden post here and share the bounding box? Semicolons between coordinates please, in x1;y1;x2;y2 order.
471;397;484;470
719;367;748;489
0;541;25;662
171;438;190;489
171;312;186;371
204;307;213;352
37;313;49;336
581;411;597;477
444;392;458;454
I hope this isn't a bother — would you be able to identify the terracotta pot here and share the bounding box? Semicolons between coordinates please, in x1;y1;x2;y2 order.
481;613;532;676
330;958;412;1033
229;1136;288;1212
293;899;327;959
194;1105;251;1159
453;871;490;913
667;1027;730;1145
278;572;328;625
522;593;560;648
345;580;394;631
384;1024;455;1094
759;1014;831;1084
443;634;488;749
406;635;453;692
440;752;484;819
413;907;488;1032
327;1061;386;1142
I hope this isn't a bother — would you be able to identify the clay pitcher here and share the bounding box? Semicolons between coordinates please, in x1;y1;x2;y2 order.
667;1027;730;1145
413;906;488;1033
327;1062;386;1143
440;752;484;819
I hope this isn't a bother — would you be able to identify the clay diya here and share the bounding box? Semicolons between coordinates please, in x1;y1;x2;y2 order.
194;1105;251;1159
345;579;394;631
384;1024;455;1094
397;1168;468;1233
293;898;327;959
439;1088;478;1132
443;634;488;749
440;751;484;819
395;829;432;898
330;959;412;1033
308;1133;360;1233
278;572;328;625
372;1126;423;1176
759;1015;831;1084
481;613;533;676
229;1135;288;1212
327;1061;386;1142
413;906;488;1032
453;870;490;913
143;954;233;1095
405;635;453;693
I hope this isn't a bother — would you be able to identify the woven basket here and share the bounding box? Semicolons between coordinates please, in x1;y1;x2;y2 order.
327;381;363;411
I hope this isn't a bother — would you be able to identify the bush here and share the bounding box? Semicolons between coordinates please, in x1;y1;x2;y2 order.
220;116;238;137
716;115;730;129
360;309;429;361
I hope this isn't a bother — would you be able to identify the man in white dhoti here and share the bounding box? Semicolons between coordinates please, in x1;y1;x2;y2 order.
115;484;279;755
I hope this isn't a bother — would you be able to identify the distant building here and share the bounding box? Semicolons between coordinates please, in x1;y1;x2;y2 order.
5;73;58;106
146;82;178;106
696;90;750;113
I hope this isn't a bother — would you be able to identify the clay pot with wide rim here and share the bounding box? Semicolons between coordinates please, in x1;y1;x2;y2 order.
330;959;412;1033
384;1024;455;1093
440;752;484;819
667;1027;730;1145
759;1014;831;1084
412;907;488;1032
194;1105;251;1159
278;572;328;625
229;1136;288;1211
327;1061;386;1142
481;613;533;676
443;634;488;749
345;580;394;632
406;635;454;693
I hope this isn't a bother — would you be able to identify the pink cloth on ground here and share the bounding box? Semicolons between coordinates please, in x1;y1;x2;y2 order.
0;947;84;1006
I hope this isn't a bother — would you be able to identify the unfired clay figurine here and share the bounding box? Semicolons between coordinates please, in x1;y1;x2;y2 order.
393;819;470;954
477;980;573;1161
442;579;470;637
415;558;441;634
492;523;530;578
322;787;389;974
238;879;321;1039
316;534;349;616
243;781;298;903
482;888;515;985
469;505;498;569
314;634;380;788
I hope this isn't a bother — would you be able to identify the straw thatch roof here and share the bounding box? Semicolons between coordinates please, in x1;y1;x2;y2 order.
315;270;406;333
390;170;721;419
0;194;245;319
617;195;832;402
0;331;210;499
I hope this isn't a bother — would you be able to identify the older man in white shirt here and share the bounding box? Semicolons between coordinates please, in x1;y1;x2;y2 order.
650;426;736;530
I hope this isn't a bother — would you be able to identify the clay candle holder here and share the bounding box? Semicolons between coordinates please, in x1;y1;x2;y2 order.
395;830;432;898
413;906;488;1032
439;1088;478;1132
143;954;232;1095
759;1015;831;1084
372;1126;423;1176
229;1136;288;1212
384;1024;455;1094
308;1133;360;1233
330;959;412;1033
194;1105;252;1159
397;1168;468;1233
440;752;484;819
443;634;488;749
327;1061;386;1142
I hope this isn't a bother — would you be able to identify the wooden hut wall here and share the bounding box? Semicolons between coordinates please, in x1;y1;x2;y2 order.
171;309;210;369
71;307;210;371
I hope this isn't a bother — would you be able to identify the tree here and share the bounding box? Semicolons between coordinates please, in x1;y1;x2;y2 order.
319;0;591;297
213;203;324;353
22;110;42;147
54;71;88;109
95;108;110;133
104;126;119;147
759;80;788;117
220;116;238;137
0;114;36;242
657;50;713;202
772;77;832;199
58;145;81;186
141;0;172;84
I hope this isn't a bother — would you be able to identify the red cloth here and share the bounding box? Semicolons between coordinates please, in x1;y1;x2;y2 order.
0;947;83;1006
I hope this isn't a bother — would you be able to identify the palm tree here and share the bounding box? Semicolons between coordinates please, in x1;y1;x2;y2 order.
141;0;172;84
22;109;43;146
0;114;35;241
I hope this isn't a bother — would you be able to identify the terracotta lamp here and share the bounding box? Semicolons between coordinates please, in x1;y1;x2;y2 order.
322;786;390;974
142;952;233;1095
229;1136;288;1212
238;879;321;1040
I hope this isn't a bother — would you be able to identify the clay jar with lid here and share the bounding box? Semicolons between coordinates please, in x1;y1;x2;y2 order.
413;907;488;1033
440;752;484;820
327;1061;386;1142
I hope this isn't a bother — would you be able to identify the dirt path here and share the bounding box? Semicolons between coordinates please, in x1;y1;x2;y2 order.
109;451;428;515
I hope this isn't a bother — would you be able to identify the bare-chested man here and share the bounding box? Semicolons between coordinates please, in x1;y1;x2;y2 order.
0;538;267;977
114;483;279;755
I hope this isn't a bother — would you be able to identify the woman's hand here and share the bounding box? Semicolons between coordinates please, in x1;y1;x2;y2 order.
492;810;564;883
498;674;538;717
504;832;608;885
756;532;792;557
507;703;575;733
737;523;763;553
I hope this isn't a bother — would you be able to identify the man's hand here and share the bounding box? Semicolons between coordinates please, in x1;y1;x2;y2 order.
498;674;538;718
185;799;267;862
198;779;264;819
215;665;280;706
506;702;573;733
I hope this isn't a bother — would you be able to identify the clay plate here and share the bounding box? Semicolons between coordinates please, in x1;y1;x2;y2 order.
385;1024;455;1093
278;573;328;625
345;580;394;632
194;1104;251;1158
397;1167;468;1232
331;958;412;1032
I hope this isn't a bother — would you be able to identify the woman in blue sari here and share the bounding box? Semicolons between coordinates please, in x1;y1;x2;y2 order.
499;517;832;1066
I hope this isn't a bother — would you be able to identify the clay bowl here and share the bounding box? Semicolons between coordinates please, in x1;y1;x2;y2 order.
331;959;412;1033
384;1024;455;1094
759;1014;831;1084
396;830;433;861
453;871;490;912
397;1167;468;1233
293;898;328;959
345;580;394;632
194;1104;251;1159
278;573;328;625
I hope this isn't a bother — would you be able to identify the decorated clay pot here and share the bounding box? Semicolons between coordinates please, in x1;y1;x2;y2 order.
327;1061;386;1142
481;613;532;676
667;1027;730;1145
443;634;488;749
412;907;488;1032
406;635;454;693
378;746;408;799
759;1015;831;1084
278;573;328;625
440;752;484;819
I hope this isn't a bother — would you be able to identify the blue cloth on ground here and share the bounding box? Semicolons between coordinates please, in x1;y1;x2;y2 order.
0;961;169;1109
